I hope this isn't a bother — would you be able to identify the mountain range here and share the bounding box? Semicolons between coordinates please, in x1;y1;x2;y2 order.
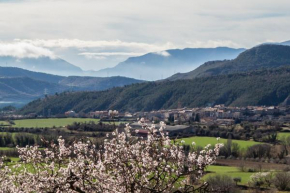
92;47;245;80
168;44;290;80
18;44;290;115
1;40;289;82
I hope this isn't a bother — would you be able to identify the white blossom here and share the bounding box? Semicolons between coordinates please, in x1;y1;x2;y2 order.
0;120;222;193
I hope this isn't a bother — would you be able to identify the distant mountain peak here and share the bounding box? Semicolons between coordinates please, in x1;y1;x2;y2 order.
168;44;290;80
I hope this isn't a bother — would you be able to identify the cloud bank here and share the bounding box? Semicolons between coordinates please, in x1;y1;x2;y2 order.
0;0;289;71
0;42;56;59
16;39;175;53
78;52;145;59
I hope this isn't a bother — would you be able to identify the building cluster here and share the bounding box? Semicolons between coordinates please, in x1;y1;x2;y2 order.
131;105;290;125
30;105;290;124
2;105;290;125
64;110;134;119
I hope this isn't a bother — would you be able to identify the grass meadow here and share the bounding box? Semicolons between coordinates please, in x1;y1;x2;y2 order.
0;118;100;128
278;132;290;139
177;136;262;149
202;165;252;185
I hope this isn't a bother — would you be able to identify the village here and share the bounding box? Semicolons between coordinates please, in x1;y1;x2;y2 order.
66;105;290;124
1;105;290;124
1;105;290;138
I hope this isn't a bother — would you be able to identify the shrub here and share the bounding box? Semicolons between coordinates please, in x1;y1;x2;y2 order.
233;177;241;185
273;172;290;191
248;172;273;189
245;144;271;159
283;166;290;172
248;168;254;172
238;161;246;172
206;174;237;193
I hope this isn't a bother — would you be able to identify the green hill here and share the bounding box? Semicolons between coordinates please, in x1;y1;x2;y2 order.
169;44;290;80
19;67;290;115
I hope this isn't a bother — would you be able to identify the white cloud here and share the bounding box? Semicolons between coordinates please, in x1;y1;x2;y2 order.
16;39;175;53
0;0;289;71
79;52;145;60
153;51;170;57
0;0;290;50
78;52;145;57
0;42;56;59
83;55;106;60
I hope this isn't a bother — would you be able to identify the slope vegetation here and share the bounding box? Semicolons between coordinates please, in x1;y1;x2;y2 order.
19;67;290;115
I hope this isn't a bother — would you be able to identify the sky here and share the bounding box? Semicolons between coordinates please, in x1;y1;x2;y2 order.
0;0;290;71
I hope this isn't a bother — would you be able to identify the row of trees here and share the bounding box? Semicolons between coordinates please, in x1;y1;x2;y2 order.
191;122;282;143
0;122;119;149
220;140;290;160
0;133;40;147
67;121;116;132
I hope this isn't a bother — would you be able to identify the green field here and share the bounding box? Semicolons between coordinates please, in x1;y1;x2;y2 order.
0;121;9;126
9;118;100;128
178;136;261;149
278;132;290;139
203;165;252;185
0;147;16;150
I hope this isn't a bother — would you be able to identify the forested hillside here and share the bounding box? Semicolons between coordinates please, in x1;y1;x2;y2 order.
59;76;144;91
19;67;290;115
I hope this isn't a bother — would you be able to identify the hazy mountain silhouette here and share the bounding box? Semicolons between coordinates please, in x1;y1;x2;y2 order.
0;56;83;76
92;47;245;80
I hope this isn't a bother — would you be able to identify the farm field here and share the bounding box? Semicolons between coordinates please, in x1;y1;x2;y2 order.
178;136;262;149
277;132;290;139
0;121;10;126
0;147;15;150
1;118;100;128
202;165;252;185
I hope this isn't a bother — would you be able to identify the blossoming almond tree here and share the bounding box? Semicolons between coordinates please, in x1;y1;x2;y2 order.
0;120;223;193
